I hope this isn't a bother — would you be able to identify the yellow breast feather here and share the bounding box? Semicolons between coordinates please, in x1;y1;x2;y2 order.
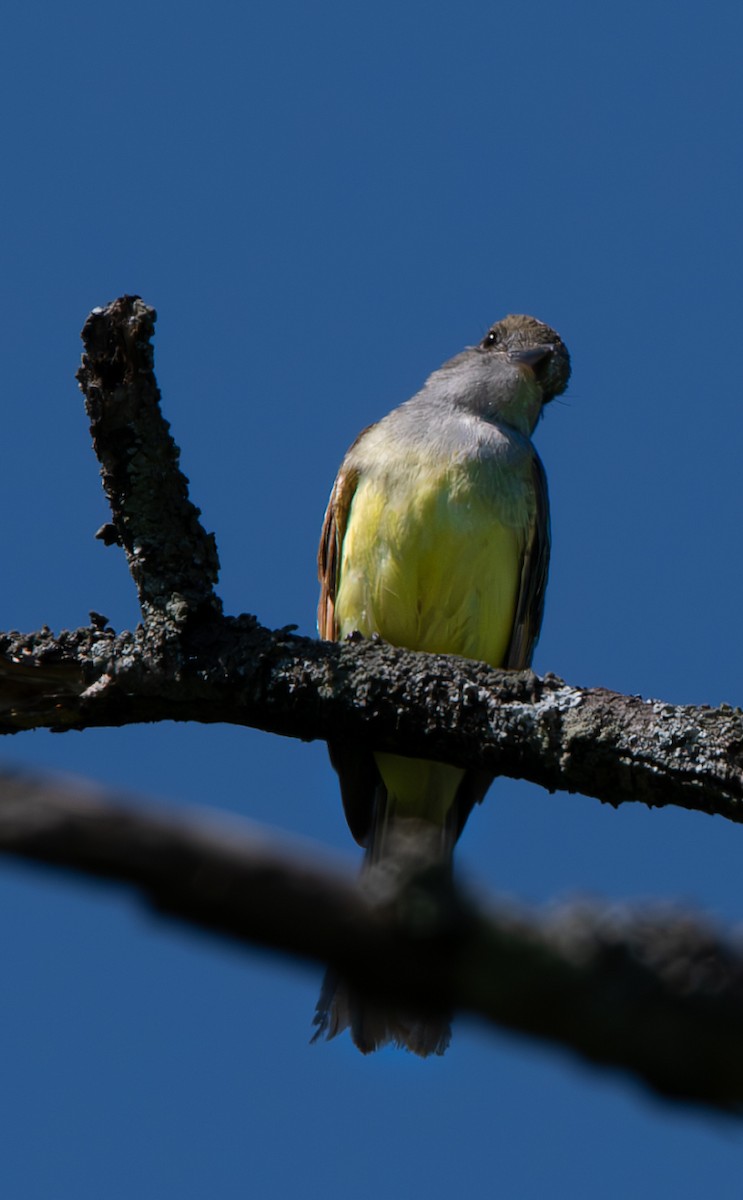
334;463;527;669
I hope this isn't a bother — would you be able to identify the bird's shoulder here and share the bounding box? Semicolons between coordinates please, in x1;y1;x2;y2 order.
346;395;534;478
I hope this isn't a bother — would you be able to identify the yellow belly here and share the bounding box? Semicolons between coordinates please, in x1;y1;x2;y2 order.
335;472;523;664
335;468;526;821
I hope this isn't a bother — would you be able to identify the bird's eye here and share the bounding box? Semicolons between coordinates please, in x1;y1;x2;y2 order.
481;329;500;349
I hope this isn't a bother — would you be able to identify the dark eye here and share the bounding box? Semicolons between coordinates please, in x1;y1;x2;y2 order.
481;328;501;349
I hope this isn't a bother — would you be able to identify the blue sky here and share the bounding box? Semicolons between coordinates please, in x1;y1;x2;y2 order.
1;2;742;1196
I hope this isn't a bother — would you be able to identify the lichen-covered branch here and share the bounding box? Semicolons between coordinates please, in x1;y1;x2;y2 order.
0;620;741;827
76;296;222;636
0;298;694;823
0;767;741;1111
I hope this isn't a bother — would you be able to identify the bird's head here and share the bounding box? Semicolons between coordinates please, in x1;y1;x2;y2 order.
479;314;571;404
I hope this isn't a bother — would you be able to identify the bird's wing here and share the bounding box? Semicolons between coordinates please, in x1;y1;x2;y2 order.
452;452;551;839
318;441;381;846
504;451;551;669
317;457;361;640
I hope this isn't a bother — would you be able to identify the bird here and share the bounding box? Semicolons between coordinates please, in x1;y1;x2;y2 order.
313;314;571;1056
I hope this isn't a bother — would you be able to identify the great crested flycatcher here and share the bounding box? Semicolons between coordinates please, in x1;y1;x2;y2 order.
313;314;571;1055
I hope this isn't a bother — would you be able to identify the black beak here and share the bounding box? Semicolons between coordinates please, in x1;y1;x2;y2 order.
507;344;554;369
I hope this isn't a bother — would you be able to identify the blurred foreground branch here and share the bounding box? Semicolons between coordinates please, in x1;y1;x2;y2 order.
1;767;742;1111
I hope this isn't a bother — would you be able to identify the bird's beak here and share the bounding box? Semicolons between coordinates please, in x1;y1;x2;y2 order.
508;344;554;368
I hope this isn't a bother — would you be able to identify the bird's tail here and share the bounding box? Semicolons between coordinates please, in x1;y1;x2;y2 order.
312;810;456;1057
312;968;451;1057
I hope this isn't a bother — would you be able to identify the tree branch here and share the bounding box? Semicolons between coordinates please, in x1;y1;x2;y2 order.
0;620;741;827
0;295;732;827
1;767;741;1112
0;299;712;823
76;296;222;635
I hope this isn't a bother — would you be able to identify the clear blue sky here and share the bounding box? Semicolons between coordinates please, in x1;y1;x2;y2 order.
1;2;742;1196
